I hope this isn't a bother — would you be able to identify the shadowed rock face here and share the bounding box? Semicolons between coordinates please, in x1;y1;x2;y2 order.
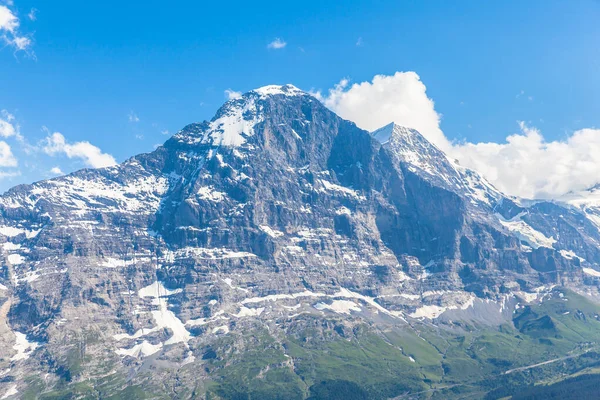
0;85;599;397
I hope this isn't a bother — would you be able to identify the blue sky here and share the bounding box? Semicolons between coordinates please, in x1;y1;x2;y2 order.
0;0;599;196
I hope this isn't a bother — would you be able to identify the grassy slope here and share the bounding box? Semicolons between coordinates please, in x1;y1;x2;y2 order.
24;288;600;399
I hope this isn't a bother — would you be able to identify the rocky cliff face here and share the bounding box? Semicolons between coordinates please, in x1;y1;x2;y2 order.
0;85;599;399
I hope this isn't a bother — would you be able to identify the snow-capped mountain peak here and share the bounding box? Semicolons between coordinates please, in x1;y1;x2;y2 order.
558;184;600;229
251;84;305;98
372;122;504;208
171;84;309;148
371;122;422;145
372;122;446;174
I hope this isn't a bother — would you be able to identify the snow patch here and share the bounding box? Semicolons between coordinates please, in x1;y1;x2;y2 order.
233;306;265;318
115;341;163;358
241;287;406;320
318;180;364;199
197;186;226;202
2;242;21;251
101;257;136;268
11;332;39;362
333;287;402;318
181;93;263;147
28;173;169;217
583;268;600;277
1;385;18;399
222;278;249;293
174;247;256;260
242;290;325;304
0;227;40;239
559;249;585;262
410;305;448;319
114;281;190;356
212;325;230;334
410;295;475;319
497;212;556;249
181;351;196;365
7;254;24;265
284;245;304;253
260;225;284;238
514;286;556;303
314;300;361;315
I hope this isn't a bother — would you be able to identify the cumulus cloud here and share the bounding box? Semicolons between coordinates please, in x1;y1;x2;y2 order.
267;38;286;49
0;5;18;32
0;4;33;51
0;112;17;138
49;166;63;175
0;110;24;144
42;132;117;168
0;141;17;167
314;72;451;151
454;124;600;199
316;72;600;199
224;89;242;100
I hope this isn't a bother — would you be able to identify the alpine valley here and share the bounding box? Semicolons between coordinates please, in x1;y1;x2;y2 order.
2;85;600;399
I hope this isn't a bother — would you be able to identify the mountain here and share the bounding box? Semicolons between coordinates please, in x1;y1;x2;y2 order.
1;85;600;399
558;184;600;230
372;122;504;209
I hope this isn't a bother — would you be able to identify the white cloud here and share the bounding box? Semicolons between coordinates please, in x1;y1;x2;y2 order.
356;37;363;46
1;109;14;121
27;8;36;21
315;72;451;151
267;38;286;49
316;72;600;199
42;132;117;168
49;166;63;175
224;89;242;100
0;110;23;142
128;111;140;123
160;129;170;135
0;115;16;138
453;124;600;199
0;4;32;51
0;141;17;167
11;35;29;49
0;170;20;179
0;5;18;32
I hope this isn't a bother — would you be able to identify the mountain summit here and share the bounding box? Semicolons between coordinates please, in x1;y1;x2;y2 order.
172;84;308;147
0;87;600;399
